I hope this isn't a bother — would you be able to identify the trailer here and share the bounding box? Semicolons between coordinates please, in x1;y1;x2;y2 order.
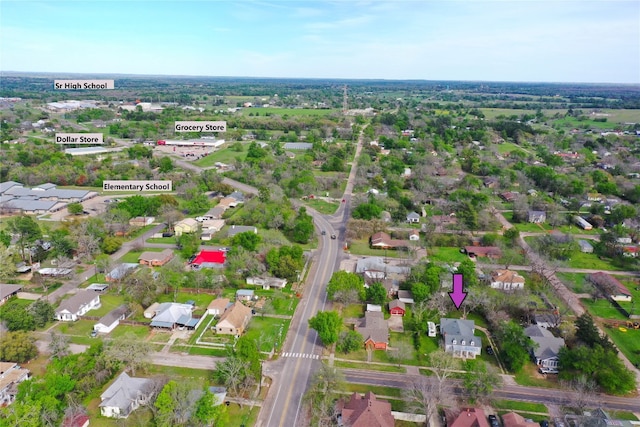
157;139;225;147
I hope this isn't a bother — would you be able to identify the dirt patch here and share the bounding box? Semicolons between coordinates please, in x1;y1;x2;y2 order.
388;314;404;332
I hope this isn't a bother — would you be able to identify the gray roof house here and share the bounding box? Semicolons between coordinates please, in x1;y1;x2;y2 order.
55;290;101;321
524;325;565;373
149;303;196;329
406;212;421;223
227;225;258;237
0;284;23;305
355;311;389;350
99;372;153;418
578;240;594;253
440;318;481;358
283;142;313;150
94;305;129;334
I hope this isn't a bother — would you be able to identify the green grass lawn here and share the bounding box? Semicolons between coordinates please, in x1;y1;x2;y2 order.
556;273;588;292
493;399;548;414
347;239;406;258
565;252;620;271
580;298;628;320
603;325;640;366
88;293;127;317
303;198;339;215
194;146;247;167
427;246;470;264
109;325;151;340
244;317;290;352
513;364;560;388
334;360;406;373
56;319;96;337
341;303;365;318
344;383;403;398
157;292;215;311
240;107;339;117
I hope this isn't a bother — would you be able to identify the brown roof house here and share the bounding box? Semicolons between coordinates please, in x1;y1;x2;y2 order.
207;298;231;316
215;302;253;336
489;269;525;291
55;290;101;321
370;232;409;250
336;391;395;427
0;362;30;407
588;272;633;302
355;311;389;350
138;249;174;266
447;408;491;427
502;412;540;427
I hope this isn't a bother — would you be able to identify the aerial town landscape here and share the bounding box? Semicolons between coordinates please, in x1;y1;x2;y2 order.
1;1;640;427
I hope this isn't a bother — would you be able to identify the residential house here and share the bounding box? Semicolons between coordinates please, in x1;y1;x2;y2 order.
355;311;389;350
204;206;227;220
534;313;560;329
218;197;239;209
191;250;226;269
55;290;101;321
527;211;546;224
138;249;174;266
578;240;594;253
106;263;138;282
489;269;525;291
446;408;491;427
174;218;199;236
573;216;593;230
128;216;154;227
389;300;406;316
62;413;90;427
99;372;153;418
227;225;258;238
500;192;517;202
502;412;540;427
622;245;639;258
0;284;22;305
215;302;252;336
0;362;30;406
409;229;420;241
283;142;313;150
336;392;395;427
246;276;287;290
228;191;245;203
406;211;420;223
588;272;633;302
366;304;382;312
369;232;409;250
149;302;197;329
236;289;255;302
208;386;227;406
440;318;481;358
464;246;502;259
483;177;499;188
94;305;128;334
201;219;225;232
207;298;231;316
524;325;565;373
397;290;414;304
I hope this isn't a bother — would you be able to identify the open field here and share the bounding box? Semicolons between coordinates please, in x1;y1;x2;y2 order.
240;107;339;116
347;239;405;258
581;298;628;320
604;325;640;366
427;246;470;264
194;145;247;167
303;198;338;215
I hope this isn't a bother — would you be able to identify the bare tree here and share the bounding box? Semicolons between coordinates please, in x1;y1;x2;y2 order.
404;376;454;427
302;364;345;427
389;341;414;367
561;375;598;413
105;332;151;375
48;331;70;359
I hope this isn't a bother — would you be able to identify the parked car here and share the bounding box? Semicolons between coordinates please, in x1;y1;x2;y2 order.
486;346;494;355
331;234;337;239
488;415;500;427
321;230;326;235
540;421;549;427
90;330;98;338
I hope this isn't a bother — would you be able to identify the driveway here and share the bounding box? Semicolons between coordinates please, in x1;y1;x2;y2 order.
387;314;404;332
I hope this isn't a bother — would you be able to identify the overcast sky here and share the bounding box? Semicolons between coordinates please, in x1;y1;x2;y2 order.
2;1;639;83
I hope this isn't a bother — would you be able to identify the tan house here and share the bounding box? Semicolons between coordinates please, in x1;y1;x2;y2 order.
128;216;154;227
138;249;174;266
215;302;252;336
174;218;199;236
502;412;540;427
207;298;230;316
489;269;525;291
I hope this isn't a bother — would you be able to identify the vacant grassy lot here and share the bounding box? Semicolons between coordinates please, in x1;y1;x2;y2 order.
244;317;290;352
240;107;339;117
580;298;628;320
194;145;247;167
427;246;470;264
604;325;640;366
334;360;406;373
493;399;548;414
56;319;96;337
303;198;338;215
565;252;619;271
89;293;127;317
513;364;560;388
110;325;151;340
556;272;588;292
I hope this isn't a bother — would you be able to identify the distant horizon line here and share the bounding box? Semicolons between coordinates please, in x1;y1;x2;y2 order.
1;70;639;86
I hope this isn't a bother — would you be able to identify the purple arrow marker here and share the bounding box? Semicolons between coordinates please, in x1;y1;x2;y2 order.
448;273;467;309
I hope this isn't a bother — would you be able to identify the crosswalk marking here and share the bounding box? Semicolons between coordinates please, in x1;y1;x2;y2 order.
281;352;320;360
